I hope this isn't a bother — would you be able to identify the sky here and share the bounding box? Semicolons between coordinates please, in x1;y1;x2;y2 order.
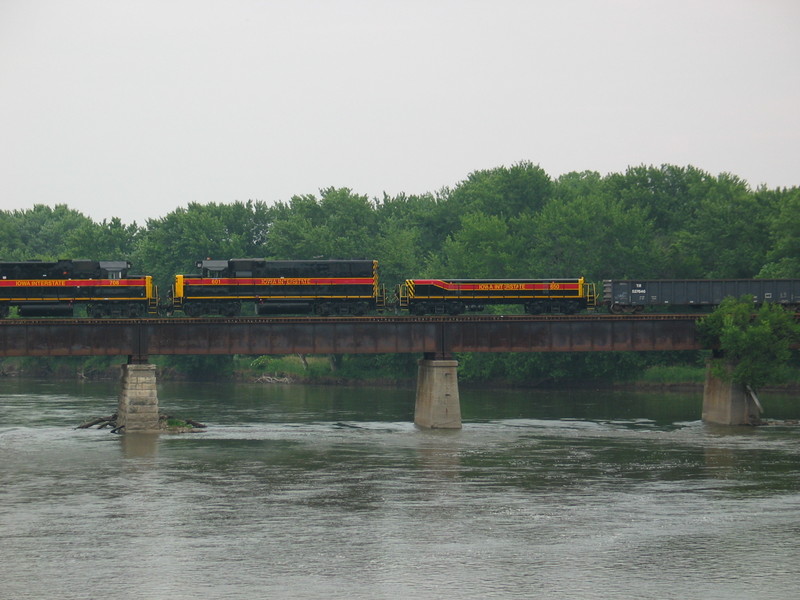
1;0;798;225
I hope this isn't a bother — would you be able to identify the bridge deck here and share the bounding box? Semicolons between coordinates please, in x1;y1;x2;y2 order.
0;314;702;357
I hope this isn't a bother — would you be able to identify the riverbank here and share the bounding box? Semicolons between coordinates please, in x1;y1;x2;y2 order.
2;355;799;392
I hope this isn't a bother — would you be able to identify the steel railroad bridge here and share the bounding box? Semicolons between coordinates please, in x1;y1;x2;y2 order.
1;314;720;430
0;314;701;358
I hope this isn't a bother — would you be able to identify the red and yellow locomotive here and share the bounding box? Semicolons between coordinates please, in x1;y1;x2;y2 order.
397;277;596;315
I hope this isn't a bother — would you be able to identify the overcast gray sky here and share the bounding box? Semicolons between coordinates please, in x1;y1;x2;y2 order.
1;0;798;225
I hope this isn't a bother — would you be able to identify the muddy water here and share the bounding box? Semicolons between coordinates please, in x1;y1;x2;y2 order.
1;380;798;599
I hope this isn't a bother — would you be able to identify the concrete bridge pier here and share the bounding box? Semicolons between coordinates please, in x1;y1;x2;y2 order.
116;356;160;432
415;353;462;429
702;362;762;425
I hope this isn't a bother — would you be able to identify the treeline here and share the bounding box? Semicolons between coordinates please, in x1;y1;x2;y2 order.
2;162;798;384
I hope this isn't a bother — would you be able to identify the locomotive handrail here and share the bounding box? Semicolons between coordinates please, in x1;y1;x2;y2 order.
584;281;598;307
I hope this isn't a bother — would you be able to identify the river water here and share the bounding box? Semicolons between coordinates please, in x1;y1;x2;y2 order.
1;378;798;600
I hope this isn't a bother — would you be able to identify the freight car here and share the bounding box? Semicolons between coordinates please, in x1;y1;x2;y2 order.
603;279;800;313
0;260;158;318
172;259;387;317
397;277;597;315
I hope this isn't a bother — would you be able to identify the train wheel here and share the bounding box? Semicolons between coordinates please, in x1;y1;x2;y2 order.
609;303;625;314
525;302;544;315
0;305;10;318
410;303;428;316
184;303;203;318
448;302;465;316
568;301;582;314
223;302;241;317
128;304;145;318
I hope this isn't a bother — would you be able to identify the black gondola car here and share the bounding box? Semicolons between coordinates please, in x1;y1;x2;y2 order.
0;260;157;318
397;277;596;315
603;279;800;313
172;259;386;317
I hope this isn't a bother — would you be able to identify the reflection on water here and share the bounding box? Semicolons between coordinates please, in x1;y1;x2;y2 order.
121;432;160;459
0;379;798;600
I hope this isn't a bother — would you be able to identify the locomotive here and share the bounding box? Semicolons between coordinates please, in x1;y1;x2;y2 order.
171;259;386;317
397;277;596;315
0;260;158;318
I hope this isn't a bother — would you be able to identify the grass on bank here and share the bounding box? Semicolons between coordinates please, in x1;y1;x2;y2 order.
634;365;707;384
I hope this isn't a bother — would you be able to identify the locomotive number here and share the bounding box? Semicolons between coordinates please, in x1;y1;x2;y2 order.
549;282;561;290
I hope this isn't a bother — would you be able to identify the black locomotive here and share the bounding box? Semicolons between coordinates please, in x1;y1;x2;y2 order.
0;260;157;318
171;259;386;317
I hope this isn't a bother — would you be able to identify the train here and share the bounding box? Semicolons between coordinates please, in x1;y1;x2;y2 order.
0;258;798;318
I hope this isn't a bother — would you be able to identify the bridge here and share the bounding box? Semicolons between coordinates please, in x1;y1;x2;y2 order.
0;314;701;357
4;314;747;430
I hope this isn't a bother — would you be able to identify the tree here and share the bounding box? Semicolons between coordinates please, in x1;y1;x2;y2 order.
134;200;271;289
431;212;514;278
758;186;800;278
266;188;378;259
63;217;142;261
520;192;660;280
446;161;553;219
1;205;94;259
697;296;800;389
673;173;771;278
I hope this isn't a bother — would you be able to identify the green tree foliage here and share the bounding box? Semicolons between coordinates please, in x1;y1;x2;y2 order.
697;296;800;389
63;218;142;261
445;160;554;218
521;192;658;279
758;187;800;278
0;205;95;259
673;173;770;278
605;164;711;232
375;192;451;262
432;213;514;278
266;188;378;259
134;200;271;288
372;215;423;285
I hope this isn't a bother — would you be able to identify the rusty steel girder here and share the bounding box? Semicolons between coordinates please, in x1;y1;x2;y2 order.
0;315;703;358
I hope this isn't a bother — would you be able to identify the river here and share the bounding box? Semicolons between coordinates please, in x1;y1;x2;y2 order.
1;378;798;599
